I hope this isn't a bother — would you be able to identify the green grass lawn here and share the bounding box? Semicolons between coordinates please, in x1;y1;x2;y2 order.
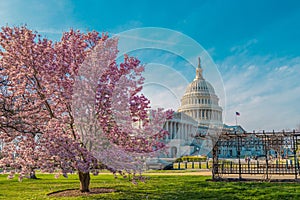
0;172;300;199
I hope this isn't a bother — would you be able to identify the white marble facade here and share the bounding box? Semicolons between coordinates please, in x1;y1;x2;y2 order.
162;58;224;159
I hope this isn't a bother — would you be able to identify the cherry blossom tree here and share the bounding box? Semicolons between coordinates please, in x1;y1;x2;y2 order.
0;26;172;192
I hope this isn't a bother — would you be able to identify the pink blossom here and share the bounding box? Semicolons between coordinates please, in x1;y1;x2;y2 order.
0;26;172;189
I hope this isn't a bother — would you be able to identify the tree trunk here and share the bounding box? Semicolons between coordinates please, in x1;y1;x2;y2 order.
79;171;90;192
30;170;37;179
212;144;218;181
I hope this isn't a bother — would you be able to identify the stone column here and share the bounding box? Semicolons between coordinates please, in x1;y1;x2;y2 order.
180;123;183;139
166;121;169;140
185;125;187;140
174;122;177;139
172;122;175;139
182;124;185;140
170;122;173;139
186;124;189;139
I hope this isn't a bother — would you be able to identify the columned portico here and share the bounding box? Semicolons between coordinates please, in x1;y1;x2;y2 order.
162;57;223;159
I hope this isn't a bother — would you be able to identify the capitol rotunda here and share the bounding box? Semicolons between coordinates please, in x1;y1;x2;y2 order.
159;57;224;159
146;57;246;169
178;57;223;127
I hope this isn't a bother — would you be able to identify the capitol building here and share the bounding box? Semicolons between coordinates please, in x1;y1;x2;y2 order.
178;57;223;126
159;57;244;160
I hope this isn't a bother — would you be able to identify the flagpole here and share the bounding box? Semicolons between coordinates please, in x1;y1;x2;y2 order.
235;112;240;126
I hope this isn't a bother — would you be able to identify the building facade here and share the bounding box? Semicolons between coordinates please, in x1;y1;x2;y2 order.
160;58;225;159
159;57;253;161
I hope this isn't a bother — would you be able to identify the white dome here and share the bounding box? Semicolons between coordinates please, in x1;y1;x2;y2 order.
185;79;215;94
178;57;223;127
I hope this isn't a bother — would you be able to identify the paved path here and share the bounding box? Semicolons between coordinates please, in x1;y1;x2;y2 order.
144;170;212;176
220;174;297;180
99;170;299;180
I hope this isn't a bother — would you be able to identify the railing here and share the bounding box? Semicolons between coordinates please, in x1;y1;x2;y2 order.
217;160;299;175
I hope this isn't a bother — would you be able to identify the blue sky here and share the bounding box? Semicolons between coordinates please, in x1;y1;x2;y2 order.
1;0;300;131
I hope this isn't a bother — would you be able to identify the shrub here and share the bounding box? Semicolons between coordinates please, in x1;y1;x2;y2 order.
175;156;207;162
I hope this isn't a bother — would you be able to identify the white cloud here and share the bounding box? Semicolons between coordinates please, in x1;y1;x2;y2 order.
277;65;288;71
220;54;300;131
230;39;258;54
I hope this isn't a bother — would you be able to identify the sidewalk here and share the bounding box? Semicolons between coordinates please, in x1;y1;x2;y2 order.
144;169;212;176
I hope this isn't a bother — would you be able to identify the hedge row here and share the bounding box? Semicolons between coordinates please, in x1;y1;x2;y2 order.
175;156;207;162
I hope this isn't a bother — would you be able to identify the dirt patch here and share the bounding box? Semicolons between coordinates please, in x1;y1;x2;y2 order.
48;188;115;197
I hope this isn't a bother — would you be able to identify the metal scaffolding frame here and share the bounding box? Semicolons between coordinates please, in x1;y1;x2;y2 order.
212;130;300;181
